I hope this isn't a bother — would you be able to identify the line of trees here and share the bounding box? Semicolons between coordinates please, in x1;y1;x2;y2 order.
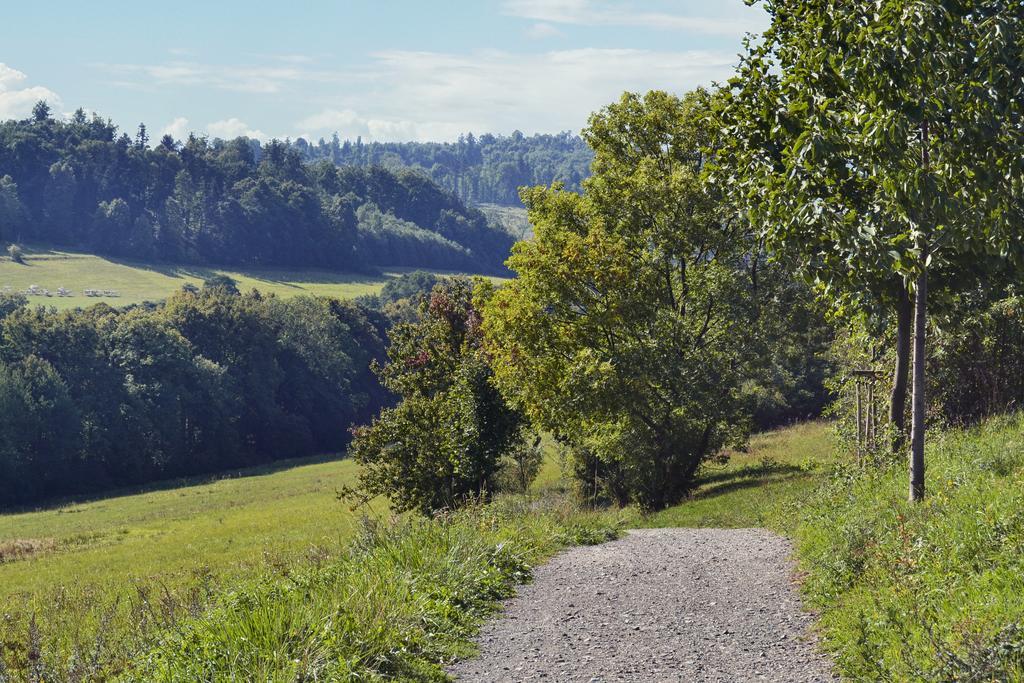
348;0;1024;514
0;104;515;273
294;131;593;206
719;0;1024;501
349;92;836;512
0;285;389;507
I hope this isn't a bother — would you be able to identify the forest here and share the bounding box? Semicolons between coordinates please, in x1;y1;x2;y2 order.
0;282;393;506
0;106;516;273
293;130;593;206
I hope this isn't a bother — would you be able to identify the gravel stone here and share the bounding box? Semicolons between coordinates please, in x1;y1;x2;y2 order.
449;528;837;682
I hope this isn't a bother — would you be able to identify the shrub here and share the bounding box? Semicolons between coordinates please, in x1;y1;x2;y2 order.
347;278;525;515
7;243;24;263
201;274;239;294
495;432;544;494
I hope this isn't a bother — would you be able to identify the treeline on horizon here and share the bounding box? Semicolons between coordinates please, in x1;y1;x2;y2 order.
292;130;593;206
0;103;521;274
0;283;390;507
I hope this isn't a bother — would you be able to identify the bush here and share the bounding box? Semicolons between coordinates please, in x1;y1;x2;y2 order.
347;278;525;515
795;413;1024;680
201;274;240;294
6;243;24;263
931;294;1024;425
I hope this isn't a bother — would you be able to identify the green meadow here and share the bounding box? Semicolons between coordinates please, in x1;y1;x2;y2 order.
0;246;501;310
644;421;836;530
0;455;378;600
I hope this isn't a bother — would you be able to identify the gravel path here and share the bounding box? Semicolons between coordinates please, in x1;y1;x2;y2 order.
449;528;837;682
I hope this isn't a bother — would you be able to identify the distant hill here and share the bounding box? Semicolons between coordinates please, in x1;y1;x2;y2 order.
0;108;516;275
476;203;532;241
0;246;401;310
292;131;594;207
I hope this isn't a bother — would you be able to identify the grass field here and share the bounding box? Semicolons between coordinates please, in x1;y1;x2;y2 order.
0;422;830;591
0;444;621;679
0;455;379;601
794;413;1024;680
643;421;838;531
0;422;830;678
0;246;494;310
0;453;381;678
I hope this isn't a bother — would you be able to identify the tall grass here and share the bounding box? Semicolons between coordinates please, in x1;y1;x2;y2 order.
795;413;1024;680
1;495;628;681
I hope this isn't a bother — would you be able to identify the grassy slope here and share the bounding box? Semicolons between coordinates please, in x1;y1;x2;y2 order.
643;421;837;530
0;454;380;678
794;413;1024;680
0;247;496;310
0;455;377;603
0;437;571;603
476;203;531;241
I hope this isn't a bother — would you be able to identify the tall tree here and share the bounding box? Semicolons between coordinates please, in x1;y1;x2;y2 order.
722;0;1024;500
483;91;755;510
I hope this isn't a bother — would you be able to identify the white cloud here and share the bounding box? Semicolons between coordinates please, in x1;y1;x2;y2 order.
155;116;270;143
526;22;564;39
160;116;190;141
502;0;767;36
97;60;347;95
0;64;27;90
0;63;62;120
297;47;740;142
296;108;464;144
206;117;268;141
275;54;316;64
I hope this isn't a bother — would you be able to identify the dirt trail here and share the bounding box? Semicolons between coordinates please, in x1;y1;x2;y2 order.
449;528;837;682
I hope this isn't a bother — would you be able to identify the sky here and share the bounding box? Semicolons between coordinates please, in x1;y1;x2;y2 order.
0;0;769;144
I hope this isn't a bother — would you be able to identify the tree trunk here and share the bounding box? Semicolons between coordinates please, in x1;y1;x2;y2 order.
889;283;912;451
909;264;927;502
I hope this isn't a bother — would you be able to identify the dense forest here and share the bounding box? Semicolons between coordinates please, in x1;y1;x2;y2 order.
0;104;515;273
292;131;593;206
0;283;390;506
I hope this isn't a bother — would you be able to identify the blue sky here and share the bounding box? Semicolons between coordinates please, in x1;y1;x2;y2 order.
0;0;768;143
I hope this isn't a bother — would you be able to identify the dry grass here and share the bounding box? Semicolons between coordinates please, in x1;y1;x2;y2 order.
0;538;57;564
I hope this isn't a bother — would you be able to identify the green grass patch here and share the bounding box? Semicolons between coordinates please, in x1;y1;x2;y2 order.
0;455;370;598
134;498;627;682
0;246;498;310
0;455;375;679
0;443;628;680
641;421;837;530
794;413;1024;680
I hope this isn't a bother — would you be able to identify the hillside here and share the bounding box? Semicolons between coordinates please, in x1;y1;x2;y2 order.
0;245;497;310
476;203;532;240
0;421;828;680
0;434;599;679
0;112;517;275
294;131;593;206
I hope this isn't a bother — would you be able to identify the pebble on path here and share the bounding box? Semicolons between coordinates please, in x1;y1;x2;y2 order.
448;528;838;683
